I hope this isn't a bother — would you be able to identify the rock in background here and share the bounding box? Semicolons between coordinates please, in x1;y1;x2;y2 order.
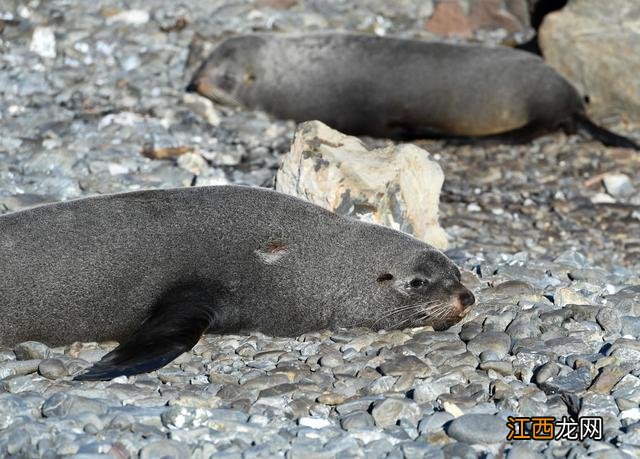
424;0;533;43
539;0;640;122
276;121;449;249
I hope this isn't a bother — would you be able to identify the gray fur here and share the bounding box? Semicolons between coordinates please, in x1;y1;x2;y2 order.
0;186;472;348
189;33;580;137
189;33;638;149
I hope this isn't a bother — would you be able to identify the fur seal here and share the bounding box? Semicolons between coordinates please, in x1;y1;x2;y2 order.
188;32;638;150
0;186;475;380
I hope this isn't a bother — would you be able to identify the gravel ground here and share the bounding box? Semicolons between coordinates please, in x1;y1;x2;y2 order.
1;1;640;458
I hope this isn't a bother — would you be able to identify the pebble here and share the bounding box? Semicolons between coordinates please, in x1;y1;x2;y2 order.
340;411;375;430
0;360;40;379
139;440;189;459
378;355;433;378
1;0;639;457
13;341;51;360
38;359;67;379
539;367;593;395
555;287;592;307
298;417;332;429
603;174;635;198
446;414;510;444
466;332;511;359
371;398;422;428
318;353;343;368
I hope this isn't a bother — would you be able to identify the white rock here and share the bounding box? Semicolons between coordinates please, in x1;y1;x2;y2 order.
276;121;448;249
106;10;150;26
183;93;221;126
98;111;145;129
298;416;331;429
108;163;130;176
554;287;592;308
177;152;209;175
620;408;640;421
196;168;230;187
30;26;56;59
603;173;635;198
591;192;617;204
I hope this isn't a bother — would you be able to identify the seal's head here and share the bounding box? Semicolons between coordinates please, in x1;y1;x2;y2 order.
186;36;263;107
362;244;475;332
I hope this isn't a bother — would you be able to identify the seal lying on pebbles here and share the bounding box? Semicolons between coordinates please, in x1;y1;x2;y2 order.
0;186;475;380
188;32;639;150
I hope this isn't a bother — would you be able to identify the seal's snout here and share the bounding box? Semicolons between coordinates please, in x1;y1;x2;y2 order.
460;291;475;309
453;289;475;319
186;80;198;93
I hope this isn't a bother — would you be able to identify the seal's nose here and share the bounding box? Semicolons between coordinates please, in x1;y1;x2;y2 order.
459;291;475;309
185;80;198;93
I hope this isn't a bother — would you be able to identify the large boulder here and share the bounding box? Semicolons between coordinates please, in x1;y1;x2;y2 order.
275;121;448;249
539;0;640;122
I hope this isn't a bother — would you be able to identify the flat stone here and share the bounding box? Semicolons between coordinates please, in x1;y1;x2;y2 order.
379;355;434;378
13;341;51;360
540;367;593;395
371;398;422;428
139;440;190;459
596;307;622;334
38;359;67;379
340;411;375;430
446;414;509;444
42;393;110;418
589;365;628;394
467;332;511;359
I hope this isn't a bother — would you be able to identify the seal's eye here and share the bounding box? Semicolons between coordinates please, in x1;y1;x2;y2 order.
377;273;393;282
409;278;426;288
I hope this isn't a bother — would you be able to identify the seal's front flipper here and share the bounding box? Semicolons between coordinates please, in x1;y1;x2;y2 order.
75;284;214;381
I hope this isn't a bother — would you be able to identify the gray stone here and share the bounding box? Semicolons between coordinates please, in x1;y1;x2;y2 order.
379;355;434;378
467;332;511;358
596;307;622;334
318;353;344;369
139;440;190;459
506;445;543;458
13;341;51;360
539;367;593;395
340;411;375;430
621;316;640;338
446;413;510;444
38;359;67;379
371;398;422;428
0;360;40;379
366;376;398;395
417;412;454;435
441;442;477;459
41;393;110;418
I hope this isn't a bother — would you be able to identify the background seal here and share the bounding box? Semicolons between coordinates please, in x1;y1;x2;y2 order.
188;32;638;149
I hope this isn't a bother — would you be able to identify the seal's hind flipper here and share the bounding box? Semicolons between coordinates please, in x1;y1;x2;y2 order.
575;113;639;150
75;283;214;381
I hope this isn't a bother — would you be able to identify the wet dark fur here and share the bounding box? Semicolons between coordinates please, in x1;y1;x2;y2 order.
0;186;474;380
188;33;638;150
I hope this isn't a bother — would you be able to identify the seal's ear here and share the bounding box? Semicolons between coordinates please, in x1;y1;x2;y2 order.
75;283;215;381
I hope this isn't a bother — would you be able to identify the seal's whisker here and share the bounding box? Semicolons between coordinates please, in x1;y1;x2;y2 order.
371;304;422;326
